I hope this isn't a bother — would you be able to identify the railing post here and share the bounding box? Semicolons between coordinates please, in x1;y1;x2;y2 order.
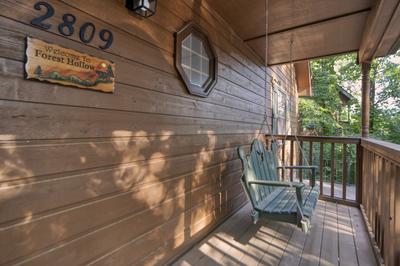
361;62;371;138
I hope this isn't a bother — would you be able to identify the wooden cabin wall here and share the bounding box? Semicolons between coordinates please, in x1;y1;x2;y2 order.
0;0;297;265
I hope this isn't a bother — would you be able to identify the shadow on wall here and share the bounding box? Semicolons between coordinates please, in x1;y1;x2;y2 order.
0;118;249;265
0;0;256;264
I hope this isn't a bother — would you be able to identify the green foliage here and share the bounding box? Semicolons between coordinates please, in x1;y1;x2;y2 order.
299;51;400;144
299;54;361;136
299;98;341;135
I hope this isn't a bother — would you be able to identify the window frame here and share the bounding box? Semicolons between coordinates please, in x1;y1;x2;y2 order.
175;23;218;97
271;79;289;135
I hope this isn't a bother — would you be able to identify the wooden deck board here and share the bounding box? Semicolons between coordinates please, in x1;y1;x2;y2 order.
279;224;307;266
320;202;339;266
173;204;252;266
349;206;377;266
337;204;358;266
173;200;377;266
298;200;326;266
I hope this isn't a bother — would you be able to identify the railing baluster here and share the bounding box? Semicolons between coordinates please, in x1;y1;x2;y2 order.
299;141;303;182
281;140;286;180
309;141;313;186
320;142;324;195
290;140;294;182
342;144;348;200
356;143;363;203
331;143;335;198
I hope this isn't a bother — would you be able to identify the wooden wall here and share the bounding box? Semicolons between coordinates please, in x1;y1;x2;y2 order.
0;0;297;265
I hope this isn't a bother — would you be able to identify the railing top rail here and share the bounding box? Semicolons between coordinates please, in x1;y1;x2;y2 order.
361;138;400;165
265;135;361;144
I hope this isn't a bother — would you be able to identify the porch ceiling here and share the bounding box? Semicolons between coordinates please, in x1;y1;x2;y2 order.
206;0;400;66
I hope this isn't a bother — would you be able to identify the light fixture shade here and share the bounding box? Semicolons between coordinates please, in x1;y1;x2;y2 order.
126;0;157;18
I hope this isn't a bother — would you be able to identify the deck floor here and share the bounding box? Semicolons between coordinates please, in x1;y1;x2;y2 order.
173;201;377;266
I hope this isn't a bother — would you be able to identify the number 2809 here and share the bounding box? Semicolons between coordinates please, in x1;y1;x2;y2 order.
30;1;113;50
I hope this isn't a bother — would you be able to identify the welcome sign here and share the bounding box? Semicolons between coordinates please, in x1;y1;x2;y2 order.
25;37;115;93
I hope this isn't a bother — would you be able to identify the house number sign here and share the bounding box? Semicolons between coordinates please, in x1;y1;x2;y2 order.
30;1;114;50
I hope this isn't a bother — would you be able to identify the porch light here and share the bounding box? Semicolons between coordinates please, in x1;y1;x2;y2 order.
126;0;157;18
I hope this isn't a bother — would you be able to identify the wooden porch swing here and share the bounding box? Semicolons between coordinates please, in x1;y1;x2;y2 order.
237;35;319;232
238;140;319;232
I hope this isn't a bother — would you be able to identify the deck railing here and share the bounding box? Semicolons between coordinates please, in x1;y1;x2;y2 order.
265;135;362;205
360;138;400;266
265;134;400;266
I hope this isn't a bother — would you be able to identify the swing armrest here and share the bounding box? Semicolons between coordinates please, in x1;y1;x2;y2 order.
277;166;317;186
277;165;318;170
247;180;305;189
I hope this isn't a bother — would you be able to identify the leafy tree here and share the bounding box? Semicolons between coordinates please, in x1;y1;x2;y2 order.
299;50;400;144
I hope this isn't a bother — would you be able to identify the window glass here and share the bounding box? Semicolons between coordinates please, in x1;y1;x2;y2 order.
181;33;210;87
272;87;288;134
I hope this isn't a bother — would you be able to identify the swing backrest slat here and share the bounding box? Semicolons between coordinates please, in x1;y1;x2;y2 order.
238;139;283;209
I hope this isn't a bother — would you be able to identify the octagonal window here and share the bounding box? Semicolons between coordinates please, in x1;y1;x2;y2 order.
175;23;217;97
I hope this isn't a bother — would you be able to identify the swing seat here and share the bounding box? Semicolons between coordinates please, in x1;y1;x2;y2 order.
238;140;319;232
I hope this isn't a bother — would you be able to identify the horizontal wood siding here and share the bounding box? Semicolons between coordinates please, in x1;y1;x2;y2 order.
0;0;296;264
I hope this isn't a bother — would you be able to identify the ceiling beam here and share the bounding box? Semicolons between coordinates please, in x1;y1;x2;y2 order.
374;1;400;57
358;0;400;62
294;61;312;97
268;11;369;66
269;0;372;33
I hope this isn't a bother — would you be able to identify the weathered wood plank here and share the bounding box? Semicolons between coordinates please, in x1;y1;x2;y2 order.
0;133;250;180
258;221;294;265
279;224;307;266
337;204;358;266
0;100;265;141
172;203;252;266
299;201;326;266
0;155;242;224
5;185;244;266
320;202;339;266
349;206;377;266
0;170;242;264
239;221;280;265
